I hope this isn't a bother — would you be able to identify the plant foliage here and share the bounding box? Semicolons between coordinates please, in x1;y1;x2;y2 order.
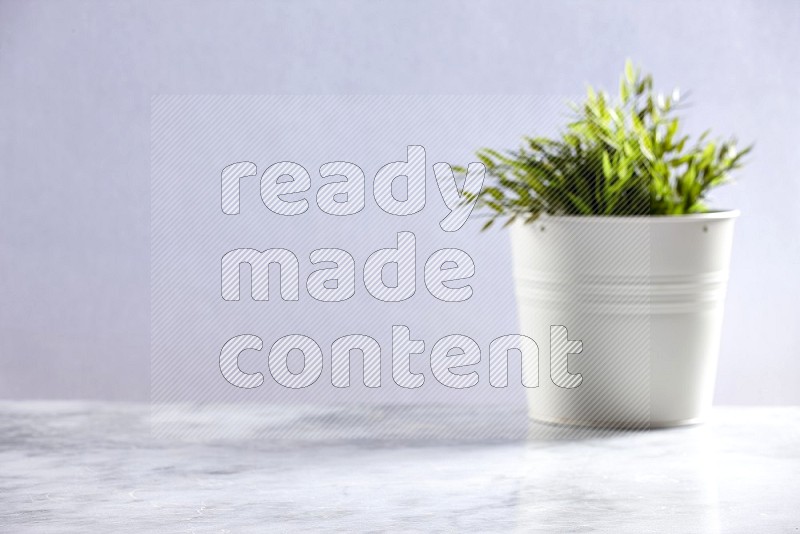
463;61;751;229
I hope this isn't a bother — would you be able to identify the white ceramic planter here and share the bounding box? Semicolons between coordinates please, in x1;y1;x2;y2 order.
510;211;738;428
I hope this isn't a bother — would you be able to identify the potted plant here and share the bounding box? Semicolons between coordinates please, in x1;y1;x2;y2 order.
465;62;750;428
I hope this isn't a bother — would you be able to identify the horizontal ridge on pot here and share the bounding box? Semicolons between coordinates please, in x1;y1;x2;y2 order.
513;271;730;314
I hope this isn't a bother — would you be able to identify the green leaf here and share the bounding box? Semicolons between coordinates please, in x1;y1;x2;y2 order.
566;192;593;215
625;59;636;85
602;151;613;179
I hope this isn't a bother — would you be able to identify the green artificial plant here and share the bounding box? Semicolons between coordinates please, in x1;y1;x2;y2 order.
464;61;751;229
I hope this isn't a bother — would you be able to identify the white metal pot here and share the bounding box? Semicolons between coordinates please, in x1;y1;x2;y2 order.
510;211;738;428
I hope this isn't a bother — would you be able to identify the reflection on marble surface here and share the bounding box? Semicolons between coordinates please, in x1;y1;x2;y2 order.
0;402;798;532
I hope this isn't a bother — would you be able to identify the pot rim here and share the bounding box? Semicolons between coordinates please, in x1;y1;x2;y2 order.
531;209;740;224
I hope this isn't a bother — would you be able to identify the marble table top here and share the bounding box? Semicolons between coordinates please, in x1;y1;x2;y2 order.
1;402;798;533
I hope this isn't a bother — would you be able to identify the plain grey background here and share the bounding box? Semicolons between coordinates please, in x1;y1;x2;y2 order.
1;0;798;404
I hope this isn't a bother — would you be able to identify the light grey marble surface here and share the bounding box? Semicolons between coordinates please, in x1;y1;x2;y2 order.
1;403;798;533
